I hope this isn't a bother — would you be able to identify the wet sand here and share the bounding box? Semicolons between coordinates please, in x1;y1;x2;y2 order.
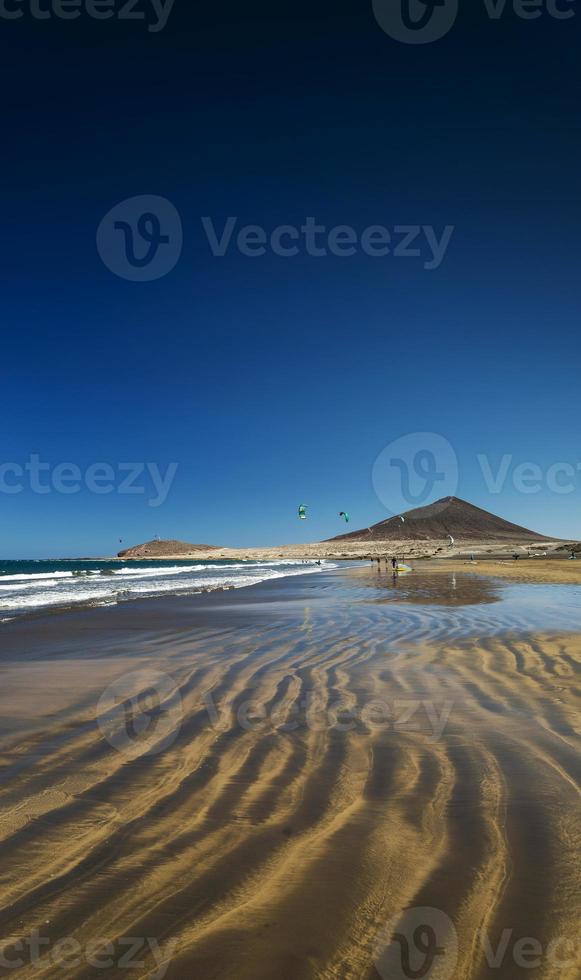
0;568;579;978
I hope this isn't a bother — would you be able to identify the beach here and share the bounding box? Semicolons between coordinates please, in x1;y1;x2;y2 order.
113;538;568;563
0;564;579;978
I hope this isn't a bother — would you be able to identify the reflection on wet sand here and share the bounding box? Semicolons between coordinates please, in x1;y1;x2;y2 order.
0;569;579;979
360;566;503;606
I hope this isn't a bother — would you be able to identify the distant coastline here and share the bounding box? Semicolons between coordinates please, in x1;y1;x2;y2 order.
112;497;575;564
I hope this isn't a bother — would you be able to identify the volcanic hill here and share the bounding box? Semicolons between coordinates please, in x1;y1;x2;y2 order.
328;497;551;543
118;539;218;558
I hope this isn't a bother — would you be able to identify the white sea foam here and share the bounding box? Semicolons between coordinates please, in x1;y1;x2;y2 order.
0;589;114;609
0;560;335;618
0;580;60;591
0;571;74;582
111;565;204;577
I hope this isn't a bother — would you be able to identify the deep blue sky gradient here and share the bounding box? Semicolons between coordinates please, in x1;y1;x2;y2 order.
1;1;580;556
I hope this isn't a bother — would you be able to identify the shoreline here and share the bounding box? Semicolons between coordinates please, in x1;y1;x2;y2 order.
0;560;346;628
3;553;581;628
4;531;574;566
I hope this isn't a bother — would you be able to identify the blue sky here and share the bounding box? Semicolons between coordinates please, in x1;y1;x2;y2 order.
1;2;580;557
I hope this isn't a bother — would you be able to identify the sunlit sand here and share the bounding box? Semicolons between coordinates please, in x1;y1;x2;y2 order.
0;566;579;978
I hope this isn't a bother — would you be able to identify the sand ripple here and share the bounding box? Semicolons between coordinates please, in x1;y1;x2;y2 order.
0;572;579;978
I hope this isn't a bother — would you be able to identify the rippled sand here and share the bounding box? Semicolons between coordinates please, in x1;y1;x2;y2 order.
0;569;579;978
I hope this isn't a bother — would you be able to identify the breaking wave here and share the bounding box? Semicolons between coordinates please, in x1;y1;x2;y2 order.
0;559;335;619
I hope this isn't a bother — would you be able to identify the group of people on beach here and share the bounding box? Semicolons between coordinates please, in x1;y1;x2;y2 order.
372;556;401;574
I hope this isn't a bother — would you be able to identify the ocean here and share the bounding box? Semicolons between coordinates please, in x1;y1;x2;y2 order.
0;558;334;621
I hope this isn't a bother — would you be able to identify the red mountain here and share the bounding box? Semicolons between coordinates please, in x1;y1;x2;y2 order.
328;497;552;543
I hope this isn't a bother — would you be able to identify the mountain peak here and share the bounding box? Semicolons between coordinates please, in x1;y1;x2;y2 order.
328;497;551;543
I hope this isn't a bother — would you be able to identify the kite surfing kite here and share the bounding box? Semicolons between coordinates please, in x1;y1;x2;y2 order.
298;505;308;520
447;534;455;547
339;511;350;523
